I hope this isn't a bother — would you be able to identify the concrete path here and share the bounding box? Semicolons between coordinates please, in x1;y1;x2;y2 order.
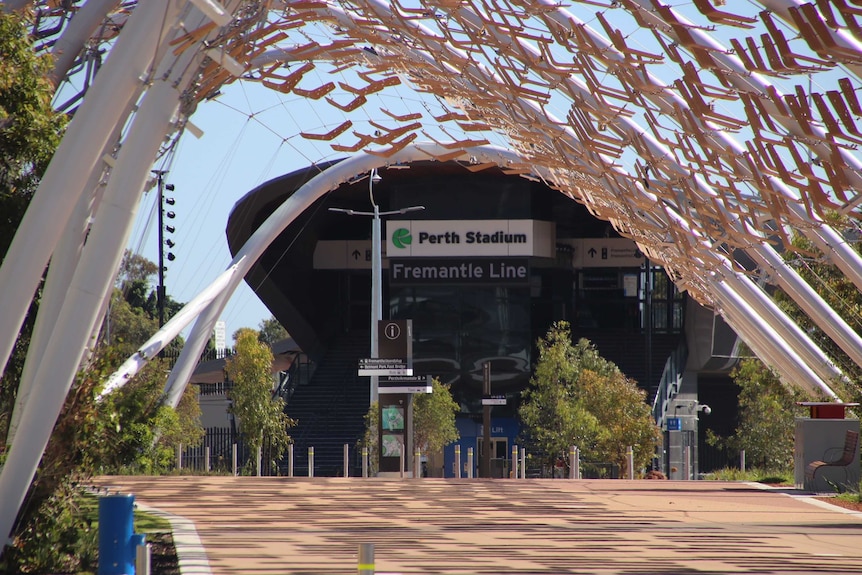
93;477;862;575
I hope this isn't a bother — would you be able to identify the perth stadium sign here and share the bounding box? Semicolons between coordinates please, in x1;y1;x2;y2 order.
386;219;554;257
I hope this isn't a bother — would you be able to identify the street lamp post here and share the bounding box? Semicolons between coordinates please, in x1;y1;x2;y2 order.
329;168;424;403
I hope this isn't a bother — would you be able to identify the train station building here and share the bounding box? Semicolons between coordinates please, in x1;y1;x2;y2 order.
219;158;742;477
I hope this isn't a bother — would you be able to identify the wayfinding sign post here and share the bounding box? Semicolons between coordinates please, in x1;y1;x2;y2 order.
356;319;423;475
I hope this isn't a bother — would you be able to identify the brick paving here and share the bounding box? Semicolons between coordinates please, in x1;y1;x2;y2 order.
93;477;862;575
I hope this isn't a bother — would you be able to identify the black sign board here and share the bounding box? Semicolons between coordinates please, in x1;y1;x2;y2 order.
378;319;413;367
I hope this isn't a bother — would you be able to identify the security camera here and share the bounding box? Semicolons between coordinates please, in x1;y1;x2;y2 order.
697;404;712;415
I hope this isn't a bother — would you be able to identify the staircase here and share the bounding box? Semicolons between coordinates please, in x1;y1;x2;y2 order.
283;330;370;476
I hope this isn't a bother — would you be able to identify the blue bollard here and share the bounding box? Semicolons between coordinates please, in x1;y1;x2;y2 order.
99;494;135;575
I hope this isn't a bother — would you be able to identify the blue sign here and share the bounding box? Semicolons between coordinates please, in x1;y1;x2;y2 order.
666;417;681;431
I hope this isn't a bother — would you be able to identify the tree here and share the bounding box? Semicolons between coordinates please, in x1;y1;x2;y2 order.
258;316;288;347
577;369;660;474
224;329;294;474
0;12;66;252
519;321;660;475
707;357;803;470
412;378;460;455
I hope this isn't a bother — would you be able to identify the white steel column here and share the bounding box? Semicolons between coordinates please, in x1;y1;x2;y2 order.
48;0;122;88
709;277;837;398
0;73;184;554
0;2;175;383
7;165;107;443
748;245;862;369
721;270;846;386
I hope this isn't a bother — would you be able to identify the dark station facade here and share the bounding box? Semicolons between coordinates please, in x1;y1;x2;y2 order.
226;159;741;478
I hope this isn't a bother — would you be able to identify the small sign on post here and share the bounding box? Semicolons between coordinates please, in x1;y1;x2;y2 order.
358;358;413;377
481;395;507;406
379;374;432;394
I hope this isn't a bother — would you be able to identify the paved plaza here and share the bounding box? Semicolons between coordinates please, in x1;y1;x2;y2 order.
93;477;862;575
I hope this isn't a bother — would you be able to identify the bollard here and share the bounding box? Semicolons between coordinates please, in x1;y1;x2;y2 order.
232;443;238;476
520;447;526;479
256;445;262;477
399;447;405;479
308;447;315;478
98;494;135;575
176;443;183;471
512;445;519;479
133;534;150;575
740;449;746;473
569;446;576;480
467;447;474;479
454;445;461;479
205;446;211;473
574;447;580;480
627;446;635;480
683;445;691;480
414;448;421;480
358;543;375;575
288;443;294;477
344;443;350;478
362;446;368;478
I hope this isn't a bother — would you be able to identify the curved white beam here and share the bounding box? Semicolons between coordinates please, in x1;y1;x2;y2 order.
0;2;176;385
709;277;838;399
99;258;245;398
49;0;122;88
0;74;185;555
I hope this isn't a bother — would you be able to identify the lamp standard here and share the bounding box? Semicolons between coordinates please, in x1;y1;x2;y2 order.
329;168;424;403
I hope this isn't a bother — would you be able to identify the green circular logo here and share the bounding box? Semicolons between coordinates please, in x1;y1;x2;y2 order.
392;228;412;249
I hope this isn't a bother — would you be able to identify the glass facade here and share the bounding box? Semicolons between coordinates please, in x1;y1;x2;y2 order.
389;285;531;413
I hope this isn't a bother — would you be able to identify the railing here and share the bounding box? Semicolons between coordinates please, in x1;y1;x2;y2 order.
651;339;688;426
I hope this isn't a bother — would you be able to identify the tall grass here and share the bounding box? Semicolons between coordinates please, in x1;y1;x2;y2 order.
706;467;793;484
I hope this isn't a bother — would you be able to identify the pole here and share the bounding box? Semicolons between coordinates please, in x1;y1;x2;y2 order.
308;447;314;478
512;444;519;479
740;449;746;473
358;543;375;575
344;443;350;478
454;445;461;478
155;170;166;329
256;445;262;477
232;443;237;476
136;538;151;575
684;445;691;480
288;443;294;477
370;170;381;405
569;446;576;480
645;258;653;400
362;446;368;478
627;446;635;480
481;361;491;478
575;447;580;480
467;447;474;479
414;448;421;480
520;447;526;479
